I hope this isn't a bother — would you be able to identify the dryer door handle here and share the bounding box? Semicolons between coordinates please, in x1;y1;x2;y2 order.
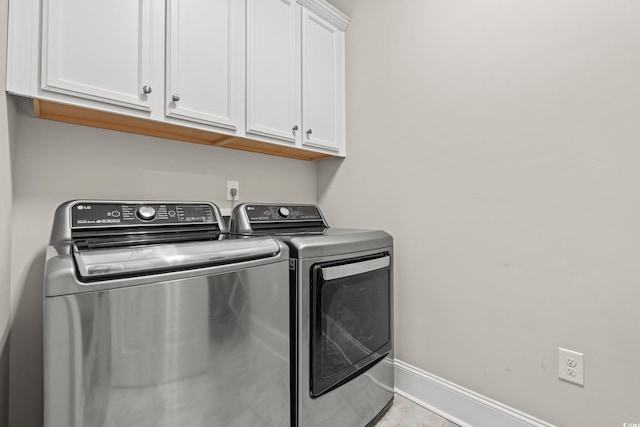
321;255;390;281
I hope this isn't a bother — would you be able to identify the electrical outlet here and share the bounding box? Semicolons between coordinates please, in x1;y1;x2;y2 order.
226;181;240;201
565;357;577;367
558;348;584;386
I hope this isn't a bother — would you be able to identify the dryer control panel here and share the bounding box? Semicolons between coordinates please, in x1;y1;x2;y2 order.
245;204;323;222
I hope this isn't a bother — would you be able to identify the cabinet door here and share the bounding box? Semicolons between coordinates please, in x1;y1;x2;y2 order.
301;9;344;152
246;0;300;144
41;0;157;111
166;0;238;130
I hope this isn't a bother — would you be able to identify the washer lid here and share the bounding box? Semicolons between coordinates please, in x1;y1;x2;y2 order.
73;236;281;281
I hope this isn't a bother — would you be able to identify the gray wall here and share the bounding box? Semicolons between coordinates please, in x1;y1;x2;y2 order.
0;0;13;425
8;103;317;426
319;1;640;426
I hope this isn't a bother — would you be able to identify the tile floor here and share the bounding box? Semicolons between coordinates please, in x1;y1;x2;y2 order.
374;394;460;427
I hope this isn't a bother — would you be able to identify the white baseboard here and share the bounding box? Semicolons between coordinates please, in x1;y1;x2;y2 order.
394;359;556;427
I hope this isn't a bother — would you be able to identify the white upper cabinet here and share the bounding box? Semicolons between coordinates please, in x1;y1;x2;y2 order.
301;8;345;152
246;0;300;143
166;0;240;130
41;0;161;112
246;0;348;154
41;0;241;130
6;0;349;160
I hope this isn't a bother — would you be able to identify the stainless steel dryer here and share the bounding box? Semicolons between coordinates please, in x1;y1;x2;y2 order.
230;203;394;427
44;200;291;427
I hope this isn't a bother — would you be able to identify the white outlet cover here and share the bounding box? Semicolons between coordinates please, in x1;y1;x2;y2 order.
558;347;584;386
226;181;239;201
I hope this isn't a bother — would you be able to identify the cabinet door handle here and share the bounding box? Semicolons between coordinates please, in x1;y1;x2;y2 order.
172;94;180;102
292;125;299;132
142;85;152;94
306;129;312;137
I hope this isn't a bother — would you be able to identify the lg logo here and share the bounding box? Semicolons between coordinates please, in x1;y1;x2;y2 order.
76;205;92;210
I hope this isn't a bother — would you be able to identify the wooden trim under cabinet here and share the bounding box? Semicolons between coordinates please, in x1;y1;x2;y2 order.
33;99;334;161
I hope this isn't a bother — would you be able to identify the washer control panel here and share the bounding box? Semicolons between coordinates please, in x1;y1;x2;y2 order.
71;202;216;228
245;204;323;222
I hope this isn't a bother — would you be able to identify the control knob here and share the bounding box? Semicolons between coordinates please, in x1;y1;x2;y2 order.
136;206;156;221
277;207;290;218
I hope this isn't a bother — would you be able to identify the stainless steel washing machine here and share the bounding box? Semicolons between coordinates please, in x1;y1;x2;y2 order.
44;200;291;427
231;203;394;427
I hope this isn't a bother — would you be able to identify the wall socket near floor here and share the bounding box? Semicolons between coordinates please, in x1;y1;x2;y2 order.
558;347;584;386
227;181;240;201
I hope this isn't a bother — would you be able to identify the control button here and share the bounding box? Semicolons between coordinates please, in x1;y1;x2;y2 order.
277;207;290;218
168;210;176;217
111;211;121;218
136;206;156;221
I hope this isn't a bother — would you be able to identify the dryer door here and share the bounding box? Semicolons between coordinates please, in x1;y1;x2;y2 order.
309;252;391;398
